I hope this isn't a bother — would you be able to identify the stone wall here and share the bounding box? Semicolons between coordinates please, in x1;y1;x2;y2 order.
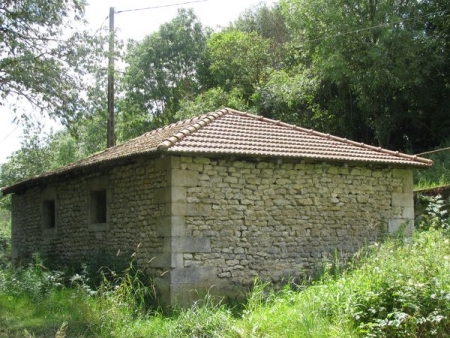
155;156;414;305
11;157;168;274
10;154;414;307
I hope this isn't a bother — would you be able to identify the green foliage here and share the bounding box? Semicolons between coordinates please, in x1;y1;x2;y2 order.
4;0;449;182
349;230;450;337
0;258;104;337
233;2;290;46
0;254;65;304
414;146;450;189
123;8;208;129
205;29;273;103
254;68;338;130
2;1;450;333
175;87;249;120
97;262;156;316
416;195;450;231
280;0;450;150
169;295;237;337
0;125;85;187
0;0;109;125
1;226;450;337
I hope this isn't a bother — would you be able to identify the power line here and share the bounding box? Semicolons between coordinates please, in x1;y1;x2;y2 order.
93;15;109;37
116;0;209;14
0;125;21;145
416;147;450;157
302;10;449;44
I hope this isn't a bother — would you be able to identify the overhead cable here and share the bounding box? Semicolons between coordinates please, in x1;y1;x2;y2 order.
117;0;209;14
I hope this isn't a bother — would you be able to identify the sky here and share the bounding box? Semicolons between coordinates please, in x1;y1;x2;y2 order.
0;0;276;164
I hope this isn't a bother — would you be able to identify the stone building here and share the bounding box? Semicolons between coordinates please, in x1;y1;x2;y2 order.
2;108;432;306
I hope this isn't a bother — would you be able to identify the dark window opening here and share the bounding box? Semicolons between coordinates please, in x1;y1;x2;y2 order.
43;200;56;229
90;190;107;224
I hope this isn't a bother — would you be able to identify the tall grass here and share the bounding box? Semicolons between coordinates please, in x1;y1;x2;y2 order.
0;211;450;336
414;141;450;189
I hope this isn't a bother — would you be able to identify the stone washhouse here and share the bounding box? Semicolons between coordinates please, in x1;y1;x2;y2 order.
2;108;432;306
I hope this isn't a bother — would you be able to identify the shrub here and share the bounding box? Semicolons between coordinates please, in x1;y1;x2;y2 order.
349;229;450;337
416;195;450;231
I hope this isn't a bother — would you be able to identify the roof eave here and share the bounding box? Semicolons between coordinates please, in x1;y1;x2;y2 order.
1;149;161;195
162;148;433;168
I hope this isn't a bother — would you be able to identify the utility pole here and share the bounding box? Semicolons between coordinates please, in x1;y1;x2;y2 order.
107;7;115;148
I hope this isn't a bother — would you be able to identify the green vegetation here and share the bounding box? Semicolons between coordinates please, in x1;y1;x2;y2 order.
1;1;450;334
414;146;450;189
0;0;107;125
3;0;450;187
1;207;450;337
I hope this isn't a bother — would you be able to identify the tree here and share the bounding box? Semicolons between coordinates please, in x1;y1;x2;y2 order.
205;30;273;104
175;87;249;120
233;2;291;67
122;9;208;129
281;0;450;150
255;68;335;129
0;0;107;126
0;125;83;188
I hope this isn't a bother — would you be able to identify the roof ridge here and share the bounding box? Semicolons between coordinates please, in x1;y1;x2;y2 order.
224;109;432;166
157;108;229;151
143;114;205;138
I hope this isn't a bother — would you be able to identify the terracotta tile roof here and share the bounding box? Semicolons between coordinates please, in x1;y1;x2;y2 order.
158;109;432;167
2;108;432;194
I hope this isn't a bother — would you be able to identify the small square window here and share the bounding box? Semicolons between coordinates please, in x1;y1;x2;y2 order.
90;190;107;224
43;200;56;229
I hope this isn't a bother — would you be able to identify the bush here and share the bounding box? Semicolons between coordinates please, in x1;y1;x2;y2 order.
349;229;450;337
416;195;450;231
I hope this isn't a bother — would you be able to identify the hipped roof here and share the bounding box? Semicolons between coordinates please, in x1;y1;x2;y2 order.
2;108;432;194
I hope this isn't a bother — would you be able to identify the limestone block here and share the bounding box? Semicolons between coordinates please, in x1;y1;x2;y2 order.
155;216;186;237
327;166;339;174
180;156;193;163
154;156;172;172
392;168;409;179
168;266;217;284
172;187;187;203
402;206;415;220
298;198;313;206
392;192;413;207
154;188;171;203
372;171;383;178
153;278;171;306
351;168;362;176
388;219;414;236
164;236;211;253
168;202;186;216
185;163;204;171
193;157;211;165
170;169;199;187
148;253;183;268
185;203;212;216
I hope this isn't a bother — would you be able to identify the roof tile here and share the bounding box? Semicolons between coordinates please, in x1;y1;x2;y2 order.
2;108;432;194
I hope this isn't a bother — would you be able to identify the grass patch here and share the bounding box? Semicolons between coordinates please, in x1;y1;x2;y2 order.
0;208;449;337
0;290;102;337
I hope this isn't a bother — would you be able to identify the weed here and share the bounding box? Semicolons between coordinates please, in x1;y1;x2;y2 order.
416;195;450;231
169;294;236;338
0;211;449;337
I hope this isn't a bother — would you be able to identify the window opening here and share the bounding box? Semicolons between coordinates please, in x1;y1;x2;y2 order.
90;190;107;224
43;200;56;229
